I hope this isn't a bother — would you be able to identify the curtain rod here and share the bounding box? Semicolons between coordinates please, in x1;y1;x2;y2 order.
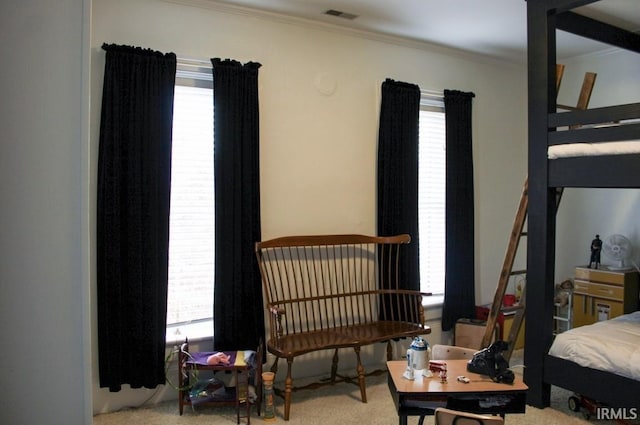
177;56;211;67
421;89;444;99
175;60;445;100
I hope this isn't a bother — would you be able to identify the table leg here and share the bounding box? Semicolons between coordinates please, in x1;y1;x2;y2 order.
243;369;251;425
399;414;408;425
234;369;240;424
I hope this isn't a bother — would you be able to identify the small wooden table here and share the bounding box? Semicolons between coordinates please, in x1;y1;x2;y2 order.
179;345;262;424
387;360;527;425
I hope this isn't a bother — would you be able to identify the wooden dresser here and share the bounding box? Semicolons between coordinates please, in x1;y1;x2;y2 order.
572;266;639;328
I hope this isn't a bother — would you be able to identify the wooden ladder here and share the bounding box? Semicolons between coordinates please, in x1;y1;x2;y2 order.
479;65;596;360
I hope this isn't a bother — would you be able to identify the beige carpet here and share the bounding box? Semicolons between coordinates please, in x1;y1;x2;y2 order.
93;355;605;425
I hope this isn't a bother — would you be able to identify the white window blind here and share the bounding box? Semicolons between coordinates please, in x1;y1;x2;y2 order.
418;93;445;295
166;69;215;341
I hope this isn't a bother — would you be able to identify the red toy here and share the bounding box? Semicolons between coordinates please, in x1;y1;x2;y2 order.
568;394;638;425
429;360;447;373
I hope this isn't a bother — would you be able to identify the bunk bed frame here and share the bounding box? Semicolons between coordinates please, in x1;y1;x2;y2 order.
525;0;640;409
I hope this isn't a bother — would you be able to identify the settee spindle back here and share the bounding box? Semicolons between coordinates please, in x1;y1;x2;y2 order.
257;234;420;338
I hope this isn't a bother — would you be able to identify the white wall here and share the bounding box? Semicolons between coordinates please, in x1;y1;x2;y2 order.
0;1;91;424
90;0;528;414
555;48;640;281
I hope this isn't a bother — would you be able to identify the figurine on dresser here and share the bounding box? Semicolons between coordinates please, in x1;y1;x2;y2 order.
588;234;602;269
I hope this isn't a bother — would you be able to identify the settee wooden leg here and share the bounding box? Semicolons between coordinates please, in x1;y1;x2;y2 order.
331;349;339;384
284;358;294;421
353;346;367;403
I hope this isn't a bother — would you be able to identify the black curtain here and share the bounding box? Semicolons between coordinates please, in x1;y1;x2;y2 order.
376;79;421;293
441;89;476;331
97;44;176;391
211;58;265;351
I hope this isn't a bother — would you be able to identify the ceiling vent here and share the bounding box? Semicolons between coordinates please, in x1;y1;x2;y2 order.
324;9;358;20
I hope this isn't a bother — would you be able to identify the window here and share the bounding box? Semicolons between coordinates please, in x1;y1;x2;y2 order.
166;65;215;342
418;92;446;296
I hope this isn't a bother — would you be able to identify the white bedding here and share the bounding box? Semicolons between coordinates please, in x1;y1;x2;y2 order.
548;311;640;380
548;140;640;159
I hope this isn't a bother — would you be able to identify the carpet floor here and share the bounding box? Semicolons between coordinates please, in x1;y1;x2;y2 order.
93;350;612;424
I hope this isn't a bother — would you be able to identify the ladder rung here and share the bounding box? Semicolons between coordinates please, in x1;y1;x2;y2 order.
510;269;527;276
502;305;525;312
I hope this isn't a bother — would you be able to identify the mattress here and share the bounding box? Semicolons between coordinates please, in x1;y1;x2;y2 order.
548;140;640;159
548;311;640;380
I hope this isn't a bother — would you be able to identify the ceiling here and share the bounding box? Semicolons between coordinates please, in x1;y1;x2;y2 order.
208;0;640;63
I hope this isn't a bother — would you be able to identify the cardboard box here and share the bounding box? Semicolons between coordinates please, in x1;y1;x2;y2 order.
454;318;498;350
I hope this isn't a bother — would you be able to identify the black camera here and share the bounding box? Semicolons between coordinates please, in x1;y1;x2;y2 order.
466;340;515;384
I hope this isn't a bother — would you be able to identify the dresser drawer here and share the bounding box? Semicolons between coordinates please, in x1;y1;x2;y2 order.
574;279;624;301
588;283;624;301
574;267;626;285
573;280;592;294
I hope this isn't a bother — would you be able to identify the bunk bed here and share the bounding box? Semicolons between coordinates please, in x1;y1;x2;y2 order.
524;0;640;410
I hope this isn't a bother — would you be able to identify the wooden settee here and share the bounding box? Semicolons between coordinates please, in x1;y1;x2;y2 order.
255;234;431;420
